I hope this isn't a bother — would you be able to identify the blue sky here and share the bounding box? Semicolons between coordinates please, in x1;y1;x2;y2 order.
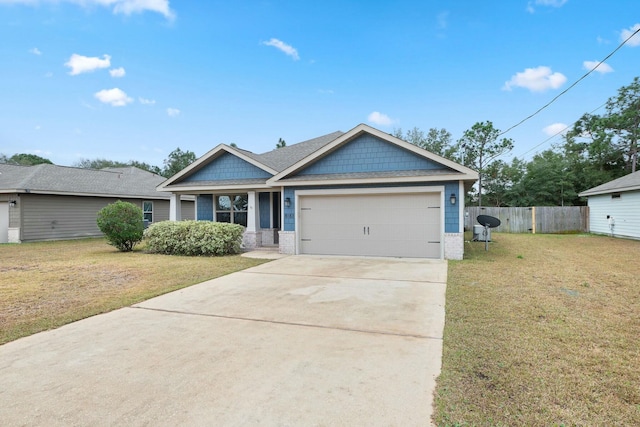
1;0;639;167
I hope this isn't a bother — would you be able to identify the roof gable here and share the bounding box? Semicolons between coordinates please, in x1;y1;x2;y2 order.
268;124;478;185
158;144;277;191
182;152;272;182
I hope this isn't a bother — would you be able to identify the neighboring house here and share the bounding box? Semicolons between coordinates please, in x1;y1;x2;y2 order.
0;165;194;243
579;170;640;240
158;124;478;259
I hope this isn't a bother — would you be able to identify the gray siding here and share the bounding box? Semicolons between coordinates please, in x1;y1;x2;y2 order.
20;195;195;242
21;194;120;241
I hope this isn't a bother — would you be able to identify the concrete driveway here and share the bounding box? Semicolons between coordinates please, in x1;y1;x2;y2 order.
0;255;447;426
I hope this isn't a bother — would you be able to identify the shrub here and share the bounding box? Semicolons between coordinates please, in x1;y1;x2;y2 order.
144;221;244;256
96;201;144;252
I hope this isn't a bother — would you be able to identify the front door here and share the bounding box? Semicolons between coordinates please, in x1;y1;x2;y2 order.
272;193;280;244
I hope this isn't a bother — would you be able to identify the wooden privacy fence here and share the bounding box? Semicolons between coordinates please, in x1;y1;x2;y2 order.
465;206;589;234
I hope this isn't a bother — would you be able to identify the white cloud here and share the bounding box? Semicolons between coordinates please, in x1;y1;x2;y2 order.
436;11;449;29
94;88;133;106
166;108;180;117
583;60;614;74
261;38;299;60
527;0;567;13
65;54;111;75
502;66;567;92
139;97;156;105
29;47;42;55
109;67;126;78
367;111;395;127
620;23;640;47
2;0;174;19
543;123;569;136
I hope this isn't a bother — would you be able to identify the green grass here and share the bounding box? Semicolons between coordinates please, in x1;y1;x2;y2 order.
0;238;270;345
434;233;640;426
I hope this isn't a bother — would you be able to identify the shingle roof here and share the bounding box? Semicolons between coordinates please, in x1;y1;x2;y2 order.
0;164;174;199
254;131;344;171
579;170;640;196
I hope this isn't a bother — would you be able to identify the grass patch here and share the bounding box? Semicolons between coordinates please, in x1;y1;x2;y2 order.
434;233;640;426
0;239;269;345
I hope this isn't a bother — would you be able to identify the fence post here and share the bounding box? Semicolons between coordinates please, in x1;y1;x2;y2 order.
532;206;536;234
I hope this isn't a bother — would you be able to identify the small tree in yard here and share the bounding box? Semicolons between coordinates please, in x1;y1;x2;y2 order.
97;201;144;252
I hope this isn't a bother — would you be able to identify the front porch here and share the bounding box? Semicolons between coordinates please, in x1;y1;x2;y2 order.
169;190;283;252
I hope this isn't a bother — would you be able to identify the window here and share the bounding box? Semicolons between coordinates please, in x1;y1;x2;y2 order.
215;195;248;226
611;193;621;199
143;201;153;223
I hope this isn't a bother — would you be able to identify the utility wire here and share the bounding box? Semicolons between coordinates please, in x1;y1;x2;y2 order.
498;26;640;138
516;101;607;158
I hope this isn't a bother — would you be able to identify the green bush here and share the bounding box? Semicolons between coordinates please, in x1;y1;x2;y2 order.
144;221;244;256
96;201;144;252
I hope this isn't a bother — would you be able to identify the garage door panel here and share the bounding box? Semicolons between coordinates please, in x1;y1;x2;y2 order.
299;192;442;258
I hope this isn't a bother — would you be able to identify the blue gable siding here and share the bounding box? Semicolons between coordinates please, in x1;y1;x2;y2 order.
197;195;214;221
295;134;445;176
183;152;271;182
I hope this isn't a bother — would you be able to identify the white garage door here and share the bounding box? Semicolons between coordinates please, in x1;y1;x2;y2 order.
299;192;441;258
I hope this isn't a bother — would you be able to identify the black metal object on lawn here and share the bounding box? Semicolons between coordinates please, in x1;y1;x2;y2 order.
476;215;501;251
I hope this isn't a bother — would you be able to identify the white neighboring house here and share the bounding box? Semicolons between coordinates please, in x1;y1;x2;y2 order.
579;170;640;240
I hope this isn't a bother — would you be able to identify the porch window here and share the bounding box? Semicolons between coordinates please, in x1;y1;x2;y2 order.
215;195;248;226
143;201;153;223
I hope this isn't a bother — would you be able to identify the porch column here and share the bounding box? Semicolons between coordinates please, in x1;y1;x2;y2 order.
246;191;257;232
169;194;181;221
243;191;261;249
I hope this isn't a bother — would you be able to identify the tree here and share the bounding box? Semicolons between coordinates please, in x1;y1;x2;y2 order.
96;201;144;252
276;138;286;149
163;147;196;178
1;153;53;165
482;157;526;207
457;121;514;207
128;161;162;175
392;127;456;159
519;150;576;206
74;158;129;169
604;76;640;173
74;158;162;175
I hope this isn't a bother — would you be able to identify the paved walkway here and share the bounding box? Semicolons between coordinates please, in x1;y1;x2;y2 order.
0;255;447;426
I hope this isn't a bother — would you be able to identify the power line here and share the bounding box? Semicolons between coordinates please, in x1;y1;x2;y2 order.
515;101;607;159
498;25;640;138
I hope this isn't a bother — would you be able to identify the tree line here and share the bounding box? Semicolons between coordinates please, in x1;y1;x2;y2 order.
394;76;640;207
0;148;196;179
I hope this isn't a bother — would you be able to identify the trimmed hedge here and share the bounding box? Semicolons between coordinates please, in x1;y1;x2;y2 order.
144;220;244;256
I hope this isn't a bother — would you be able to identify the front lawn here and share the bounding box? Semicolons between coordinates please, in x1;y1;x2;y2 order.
0;239;269;345
434;233;640;426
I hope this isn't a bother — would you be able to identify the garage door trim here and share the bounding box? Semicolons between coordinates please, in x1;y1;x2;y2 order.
294;186;445;258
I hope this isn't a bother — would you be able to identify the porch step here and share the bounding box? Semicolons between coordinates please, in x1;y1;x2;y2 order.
248;245;279;252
